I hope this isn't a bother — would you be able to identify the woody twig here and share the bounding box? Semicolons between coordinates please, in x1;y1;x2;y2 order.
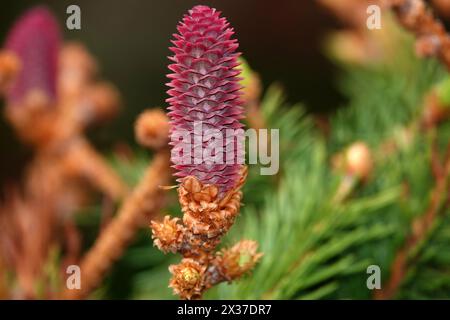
375;141;450;299
151;167;262;300
328;83;450;297
369;0;450;299
63;109;171;299
0;7;128;298
0;187;59;299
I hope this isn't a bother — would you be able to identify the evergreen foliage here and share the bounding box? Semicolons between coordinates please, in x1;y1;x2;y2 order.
77;20;450;301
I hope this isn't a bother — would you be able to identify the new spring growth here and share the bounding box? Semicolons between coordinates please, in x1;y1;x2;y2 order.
332;141;374;202
151;5;262;300
4;6;60;108
167;6;279;180
166;5;244;193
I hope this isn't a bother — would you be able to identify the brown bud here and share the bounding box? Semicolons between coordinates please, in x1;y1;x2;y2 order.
168;258;206;300
415;35;440;57
214;240;263;281
181;266;201;286
344;142;374;180
135;109;170;149
151;216;183;254
422;92;450;128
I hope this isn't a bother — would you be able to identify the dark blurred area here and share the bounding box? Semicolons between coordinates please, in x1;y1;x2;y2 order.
0;0;342;185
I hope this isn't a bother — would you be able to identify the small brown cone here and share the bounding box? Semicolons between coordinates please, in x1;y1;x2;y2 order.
169;258;206;300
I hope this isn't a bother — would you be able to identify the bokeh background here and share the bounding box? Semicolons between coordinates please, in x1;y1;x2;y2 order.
2;0;450;300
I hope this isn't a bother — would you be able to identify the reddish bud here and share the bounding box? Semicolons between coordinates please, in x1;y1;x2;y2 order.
4;7;60;106
166;5;244;194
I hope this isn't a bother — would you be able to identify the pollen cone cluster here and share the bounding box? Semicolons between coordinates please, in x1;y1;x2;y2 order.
151;5;261;300
152;166;247;256
168;240;262;300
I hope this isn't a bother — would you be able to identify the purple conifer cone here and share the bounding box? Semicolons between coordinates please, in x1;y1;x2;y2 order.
4;7;60;106
166;5;244;194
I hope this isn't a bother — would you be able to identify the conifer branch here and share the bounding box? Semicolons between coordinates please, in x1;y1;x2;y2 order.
375;140;450;299
62;109;171;299
387;0;450;70
150;5;262;300
61;138;129;201
63;149;171;299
